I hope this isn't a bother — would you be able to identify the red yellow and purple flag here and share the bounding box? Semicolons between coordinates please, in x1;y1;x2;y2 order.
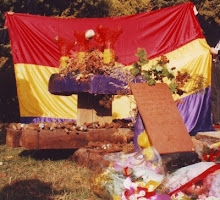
5;2;213;134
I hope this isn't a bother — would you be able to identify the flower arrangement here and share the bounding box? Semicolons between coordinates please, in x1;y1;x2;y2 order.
58;26;123;78
92;148;169;200
161;163;220;200
170;170;220;200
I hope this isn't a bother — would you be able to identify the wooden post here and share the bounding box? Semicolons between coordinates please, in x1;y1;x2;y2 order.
6;128;22;148
77;93;112;125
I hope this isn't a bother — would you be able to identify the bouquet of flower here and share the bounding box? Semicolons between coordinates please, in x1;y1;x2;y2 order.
162;162;220;200
92;148;169;200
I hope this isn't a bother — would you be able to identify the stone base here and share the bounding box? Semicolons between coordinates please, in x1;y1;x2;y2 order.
70;147;200;174
195;131;220;144
192;134;220;163
69;148;111;172
69;142;135;172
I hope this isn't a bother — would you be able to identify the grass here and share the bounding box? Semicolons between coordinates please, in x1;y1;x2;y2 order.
0;125;102;200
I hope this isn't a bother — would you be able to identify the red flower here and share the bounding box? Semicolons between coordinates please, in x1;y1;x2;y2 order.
209;151;214;162
204;153;209;161
215;151;220;158
124;188;135;199
203;148;219;162
137;187;155;199
123;167;130;177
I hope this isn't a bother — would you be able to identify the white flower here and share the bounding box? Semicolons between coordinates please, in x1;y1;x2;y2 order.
123;177;138;189
171;192;186;200
198;195;219;200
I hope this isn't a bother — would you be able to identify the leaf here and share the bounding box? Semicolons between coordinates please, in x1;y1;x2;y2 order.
147;78;156;86
142;71;151;81
138;57;149;65
177;89;184;96
131;62;141;76
135;48;146;57
162;67;175;80
132;62;139;69
135;48;148;62
167;73;175;80
134;48;149;66
155;65;163;72
142;55;149;63
130;67;140;76
161;67;170;77
169;81;177;93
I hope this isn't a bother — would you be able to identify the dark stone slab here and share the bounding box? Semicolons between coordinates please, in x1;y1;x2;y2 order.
48;73;129;95
161;151;201;172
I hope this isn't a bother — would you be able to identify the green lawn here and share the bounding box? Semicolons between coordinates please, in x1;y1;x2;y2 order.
0;125;101;200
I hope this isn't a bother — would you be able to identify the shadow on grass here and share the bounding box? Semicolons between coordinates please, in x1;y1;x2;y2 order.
19;149;77;161
0;179;64;200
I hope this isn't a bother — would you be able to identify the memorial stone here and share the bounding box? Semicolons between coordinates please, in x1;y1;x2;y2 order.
130;83;195;154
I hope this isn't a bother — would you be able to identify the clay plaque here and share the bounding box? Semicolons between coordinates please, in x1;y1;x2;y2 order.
130;83;194;154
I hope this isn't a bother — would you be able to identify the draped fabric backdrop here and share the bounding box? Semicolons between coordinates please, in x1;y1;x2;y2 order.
5;2;214;134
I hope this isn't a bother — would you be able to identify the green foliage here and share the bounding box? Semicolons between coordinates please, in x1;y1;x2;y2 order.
0;0;78;27
130;48;149;77
130;65;140;76
136;48;149;66
130;48;190;95
150;0;189;10
104;0;152;17
198;0;220;25
130;48;148;77
61;0;109;18
150;0;219;30
169;80;177;93
1;0;219;27
147;78;156;86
